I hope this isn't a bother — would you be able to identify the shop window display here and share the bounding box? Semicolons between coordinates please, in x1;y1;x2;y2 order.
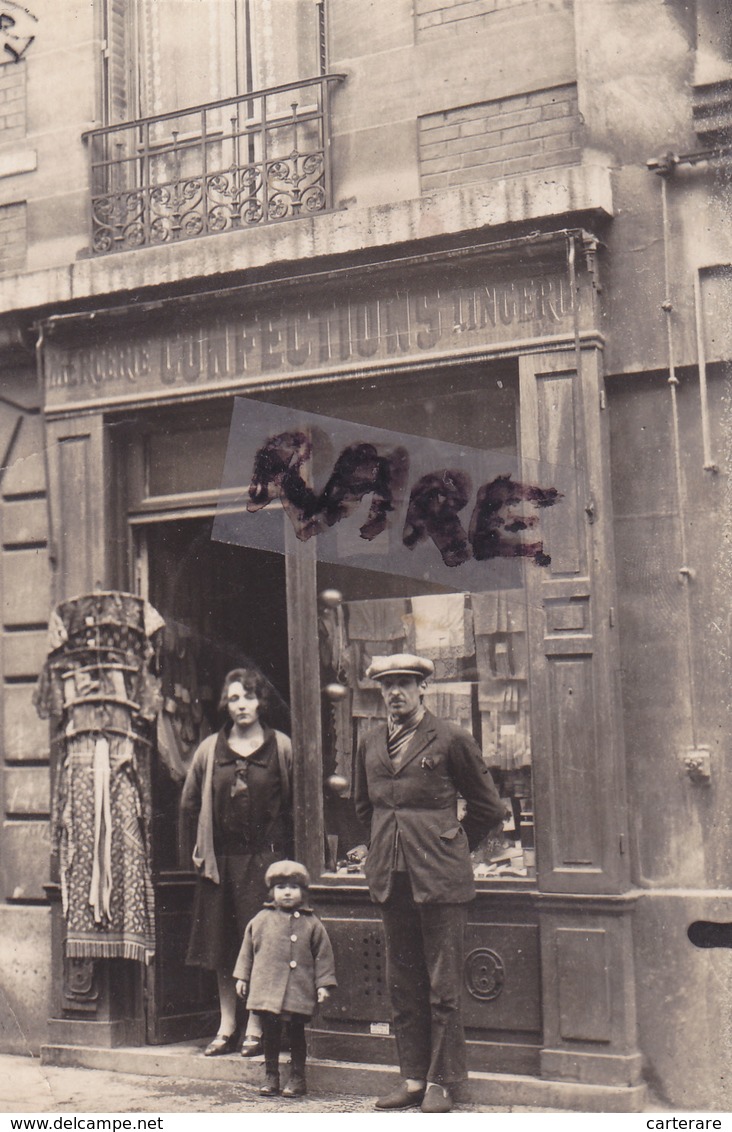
319;586;534;881
133;364;535;883
265;361;535;882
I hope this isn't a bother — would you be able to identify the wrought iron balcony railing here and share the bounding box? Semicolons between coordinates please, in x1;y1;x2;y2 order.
83;74;344;255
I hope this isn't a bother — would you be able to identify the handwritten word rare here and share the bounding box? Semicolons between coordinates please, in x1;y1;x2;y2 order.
247;431;561;568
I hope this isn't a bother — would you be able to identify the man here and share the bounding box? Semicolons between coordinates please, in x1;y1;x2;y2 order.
353;653;504;1113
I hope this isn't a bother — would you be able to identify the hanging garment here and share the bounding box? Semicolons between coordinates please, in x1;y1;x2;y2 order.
351;686;387;719
471;591;526;636
56;732;156;962
345;598;408;642
356;640;404;687
510;631;529;681
36;592;163;965
479;710;499;765
156;622;211;779
431;656;464;680
423;682;474;735
407;594;473;660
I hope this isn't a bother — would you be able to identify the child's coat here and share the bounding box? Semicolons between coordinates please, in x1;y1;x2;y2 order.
234;903;337;1016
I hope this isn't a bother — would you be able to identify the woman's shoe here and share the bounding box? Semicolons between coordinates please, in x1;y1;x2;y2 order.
240;1035;263;1057
203;1032;238;1057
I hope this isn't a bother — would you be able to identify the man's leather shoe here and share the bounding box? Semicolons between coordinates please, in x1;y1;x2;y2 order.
374;1083;426;1110
420;1084;452;1113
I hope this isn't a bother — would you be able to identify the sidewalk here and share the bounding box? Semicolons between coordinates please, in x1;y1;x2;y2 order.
0;1053;562;1115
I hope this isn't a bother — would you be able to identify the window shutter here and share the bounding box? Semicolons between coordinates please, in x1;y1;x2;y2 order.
102;0;134;124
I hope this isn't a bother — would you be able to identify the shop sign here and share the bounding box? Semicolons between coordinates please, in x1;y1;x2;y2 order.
213;398;570;590
43;262;582;410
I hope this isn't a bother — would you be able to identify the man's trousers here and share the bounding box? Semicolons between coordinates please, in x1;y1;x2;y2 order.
378;872;469;1087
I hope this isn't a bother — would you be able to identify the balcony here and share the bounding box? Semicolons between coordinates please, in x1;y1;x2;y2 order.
83;74;344;256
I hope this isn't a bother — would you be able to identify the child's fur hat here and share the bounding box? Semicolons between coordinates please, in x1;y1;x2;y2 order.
264;859;311;890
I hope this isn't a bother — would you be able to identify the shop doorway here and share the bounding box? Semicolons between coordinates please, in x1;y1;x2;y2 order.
137;516;288;1043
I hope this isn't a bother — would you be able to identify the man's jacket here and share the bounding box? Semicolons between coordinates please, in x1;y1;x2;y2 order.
353;709;504;904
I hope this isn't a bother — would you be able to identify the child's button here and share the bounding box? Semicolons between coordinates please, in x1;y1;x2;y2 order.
293;911;300;918
289;960;297;969
290;934;298;942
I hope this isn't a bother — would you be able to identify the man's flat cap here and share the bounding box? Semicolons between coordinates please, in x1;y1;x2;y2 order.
365;653;435;681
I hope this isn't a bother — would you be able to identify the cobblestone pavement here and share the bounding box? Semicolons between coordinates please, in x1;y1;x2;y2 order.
0;1056;550;1114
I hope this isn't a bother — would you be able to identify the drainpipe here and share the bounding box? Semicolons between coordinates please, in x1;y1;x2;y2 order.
647;147;725;478
646;149;723;779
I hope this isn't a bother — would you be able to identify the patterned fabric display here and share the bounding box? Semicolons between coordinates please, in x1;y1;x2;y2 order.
35;592;163;965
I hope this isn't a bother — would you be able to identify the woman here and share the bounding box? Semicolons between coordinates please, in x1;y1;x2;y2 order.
181;665;293;1056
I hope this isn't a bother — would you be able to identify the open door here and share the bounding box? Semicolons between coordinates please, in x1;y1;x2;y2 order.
136;516;288;1043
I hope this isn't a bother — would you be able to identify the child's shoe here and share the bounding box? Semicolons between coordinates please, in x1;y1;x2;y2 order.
259;1072;280;1096
282;1072;307;1097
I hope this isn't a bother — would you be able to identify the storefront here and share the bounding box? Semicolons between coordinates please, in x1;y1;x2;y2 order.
38;232;644;1103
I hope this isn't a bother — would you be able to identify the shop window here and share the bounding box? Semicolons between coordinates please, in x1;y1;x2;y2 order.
146;425;232;497
272;362;537;883
318;579;535;881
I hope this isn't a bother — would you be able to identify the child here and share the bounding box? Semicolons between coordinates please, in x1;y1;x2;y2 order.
234;859;337;1097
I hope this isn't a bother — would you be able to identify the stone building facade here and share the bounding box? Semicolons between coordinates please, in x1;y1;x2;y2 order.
0;0;730;1111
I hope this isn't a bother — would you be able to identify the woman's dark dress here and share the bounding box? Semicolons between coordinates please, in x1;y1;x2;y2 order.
186;726;292;973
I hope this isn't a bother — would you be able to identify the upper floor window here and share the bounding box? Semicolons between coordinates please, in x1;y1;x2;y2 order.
102;0;323;125
89;1;340;254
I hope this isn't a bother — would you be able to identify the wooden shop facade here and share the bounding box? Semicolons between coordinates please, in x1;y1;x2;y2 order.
34;229;646;1108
